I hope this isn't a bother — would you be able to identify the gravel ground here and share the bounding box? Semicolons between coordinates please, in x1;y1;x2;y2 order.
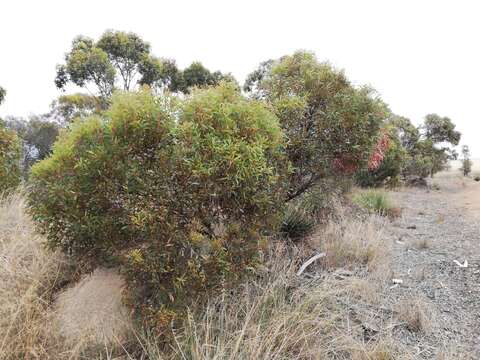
385;174;480;358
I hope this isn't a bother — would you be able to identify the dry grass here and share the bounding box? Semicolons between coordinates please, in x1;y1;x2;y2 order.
0;192;455;359
0;192;66;358
412;237;430;250
309;212;391;274
131;243;405;360
0;193;129;359
395;296;435;334
55;268;130;350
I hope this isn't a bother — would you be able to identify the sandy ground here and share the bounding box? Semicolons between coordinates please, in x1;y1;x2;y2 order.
452;178;480;220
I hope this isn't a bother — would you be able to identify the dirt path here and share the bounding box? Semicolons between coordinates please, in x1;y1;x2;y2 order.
386;174;480;357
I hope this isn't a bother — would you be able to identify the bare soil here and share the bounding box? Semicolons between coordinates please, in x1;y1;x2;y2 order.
384;172;480;357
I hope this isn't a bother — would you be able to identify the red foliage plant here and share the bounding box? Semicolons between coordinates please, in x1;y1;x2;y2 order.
368;132;390;171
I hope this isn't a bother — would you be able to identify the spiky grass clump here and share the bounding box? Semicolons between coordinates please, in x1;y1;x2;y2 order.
280;205;315;240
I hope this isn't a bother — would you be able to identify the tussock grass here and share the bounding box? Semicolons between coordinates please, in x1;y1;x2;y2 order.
353;190;399;218
395;296;435;334
0;192;64;358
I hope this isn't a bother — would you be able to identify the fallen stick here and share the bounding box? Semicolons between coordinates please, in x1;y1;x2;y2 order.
297;253;326;276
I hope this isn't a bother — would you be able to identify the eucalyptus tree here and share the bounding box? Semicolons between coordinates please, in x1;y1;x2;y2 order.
55;31;155;107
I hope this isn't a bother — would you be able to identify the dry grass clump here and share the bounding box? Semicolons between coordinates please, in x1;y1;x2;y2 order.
310;213;391;273
0;192;132;359
0;192;65;358
55;268;130;350
395;296;435;333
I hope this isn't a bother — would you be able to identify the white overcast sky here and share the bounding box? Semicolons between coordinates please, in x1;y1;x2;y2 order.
1;0;479;156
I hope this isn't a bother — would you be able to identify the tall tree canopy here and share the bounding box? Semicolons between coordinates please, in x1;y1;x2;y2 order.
55;31;154;106
56;31;237;105
422;114;461;145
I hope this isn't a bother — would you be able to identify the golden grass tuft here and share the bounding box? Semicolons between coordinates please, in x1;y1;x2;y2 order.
0;192;64;358
395;296;435;333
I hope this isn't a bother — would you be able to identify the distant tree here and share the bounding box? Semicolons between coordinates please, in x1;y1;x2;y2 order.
389;115;420;152
460;145;472;176
2;116;59;176
0;121;21;193
55;31;156;107
173;62;237;94
0;86;5;105
389;114;461;179
96;30;151;91
47;93;101;124
423;114;461;145
56;31;236;101
243;59;274;96
138;57;182;92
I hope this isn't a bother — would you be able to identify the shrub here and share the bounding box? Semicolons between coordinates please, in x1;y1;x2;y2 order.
0;122;22;194
28;84;288;329
352;190;395;217
245;51;387;200
355;134;405;188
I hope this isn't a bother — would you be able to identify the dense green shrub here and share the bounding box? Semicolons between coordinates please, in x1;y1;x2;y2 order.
245;51;388;200
0;122;22;194
28;84;288;329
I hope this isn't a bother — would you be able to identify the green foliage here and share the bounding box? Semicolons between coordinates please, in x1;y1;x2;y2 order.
97;30;151;91
48;93;101;124
352;190;394;216
245;51;387;200
0;122;22;194
423;114;461;145
388;114;461;180
57;30;237;105
28;84;287;329
138;57;183;92
177;62;236;93
2;116;60;176
0;86;5;105
138;58;237;95
55;31;154;106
